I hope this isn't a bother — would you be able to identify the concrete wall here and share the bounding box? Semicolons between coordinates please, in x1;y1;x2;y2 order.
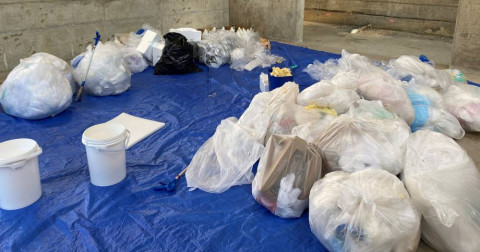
229;0;305;42
0;0;229;80
305;0;458;37
452;0;480;70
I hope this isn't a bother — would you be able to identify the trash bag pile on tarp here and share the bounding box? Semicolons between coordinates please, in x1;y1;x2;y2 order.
0;53;72;120
154;32;202;75
72;41;131;96
403;130;480;252
309;169;421;252
252;135;322;218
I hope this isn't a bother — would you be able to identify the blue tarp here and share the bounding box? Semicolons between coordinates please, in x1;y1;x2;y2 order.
0;42;334;251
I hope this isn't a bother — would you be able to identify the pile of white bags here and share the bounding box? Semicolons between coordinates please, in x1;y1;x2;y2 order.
252;135;323;218
0;53;73;120
309;169;421;252
185;117;264;193
316;112;410;175
403;130;480;252
72;42;131;96
443;84;480;132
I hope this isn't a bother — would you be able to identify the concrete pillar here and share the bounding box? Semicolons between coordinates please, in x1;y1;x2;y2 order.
452;0;480;71
229;0;305;42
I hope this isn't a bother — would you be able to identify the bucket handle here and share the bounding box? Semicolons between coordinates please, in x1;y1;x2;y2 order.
96;130;130;152
0;146;43;170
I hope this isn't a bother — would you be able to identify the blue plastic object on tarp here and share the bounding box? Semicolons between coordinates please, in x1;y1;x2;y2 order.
267;68;294;90
0;42;331;251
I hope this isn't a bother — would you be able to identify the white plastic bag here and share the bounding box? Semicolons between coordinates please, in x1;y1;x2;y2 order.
302;59;339;81
356;72;415;125
316;114;410;175
252;135;323;218
0;53;72;120
309;169;421;252
402;130;480;252
72;42;131;96
297;80;360;114
388;55;453;92
26;53;76;94
291;112;336;144
406;85;464;139
443;84;480;132
186;117;264;193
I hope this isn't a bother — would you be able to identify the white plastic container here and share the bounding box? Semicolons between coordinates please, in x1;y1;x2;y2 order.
0;138;43;210
82;123;129;187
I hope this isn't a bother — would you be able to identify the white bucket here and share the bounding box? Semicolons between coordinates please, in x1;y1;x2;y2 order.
82;123;129;187
0;138;43;210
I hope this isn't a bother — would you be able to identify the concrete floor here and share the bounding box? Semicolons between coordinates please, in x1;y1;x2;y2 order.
285;21;480;252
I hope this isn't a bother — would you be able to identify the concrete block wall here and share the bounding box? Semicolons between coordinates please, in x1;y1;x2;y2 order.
0;0;229;80
305;0;459;37
452;0;480;71
229;0;305;42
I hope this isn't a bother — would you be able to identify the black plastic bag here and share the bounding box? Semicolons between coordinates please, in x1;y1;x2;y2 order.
154;33;202;75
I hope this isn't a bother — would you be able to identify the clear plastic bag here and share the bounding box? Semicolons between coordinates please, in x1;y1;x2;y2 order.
72;42;131;96
302;59;339;81
197;28;239;68
186;117;264;193
388;55;453;92
297;80;360;114
402;130;480;252
291;111;336;144
26;53;76;94
111;42;149;74
356;72;415;125
0;53;72;120
443;84;480;132
252;135;323;218
347;100;398;121
406;85;464;139
316;114;410;175
309;169;421;252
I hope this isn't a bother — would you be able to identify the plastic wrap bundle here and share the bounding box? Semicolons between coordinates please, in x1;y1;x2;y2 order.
297;80;360;114
186;117;264;193
302;59;339;81
403;130;480;252
388;55;453;92
72;42;131;96
154;33;202;75
316;114;410;175
356;72;415;125
406;85;464;139
252;135;323;218
309;169;421;252
197;28;239;68
25;53;76;94
0;53;72;120
443;84;480;132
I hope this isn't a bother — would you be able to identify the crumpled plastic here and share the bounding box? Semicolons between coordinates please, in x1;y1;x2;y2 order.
72;42;131;96
443;84;480;132
297;80;360;114
110;42;149;74
388;55;453;92
302;59;339;81
0;53;72;120
402;130;480;252
291;110;336;144
347;100;398;121
316;113;410;175
356;72;415;125
185;117;264;193
197;28;239;68
309;169;421;252
405;84;464;139
252;135;323;218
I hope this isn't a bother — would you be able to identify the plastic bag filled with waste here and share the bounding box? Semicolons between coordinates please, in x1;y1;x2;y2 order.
388;55;453;92
196;28;239;68
0;53;72;120
402;130;480;252
291;107;336;144
302;59;339;81
347;100;399;121
252;135;323;218
356;72;415;124
309;169;421;252
72;42;131;96
297;80;360;114
316;114;410;175
154;32;202;75
443;84;480;132
406;85;464;139
186;117;264;193
26;52;76;94
111;42;149;73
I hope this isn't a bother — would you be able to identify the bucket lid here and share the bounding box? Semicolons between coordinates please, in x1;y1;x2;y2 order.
82;123;126;146
0;138;39;166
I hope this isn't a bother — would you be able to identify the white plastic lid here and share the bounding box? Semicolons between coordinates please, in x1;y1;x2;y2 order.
0;138;38;166
82;123;126;147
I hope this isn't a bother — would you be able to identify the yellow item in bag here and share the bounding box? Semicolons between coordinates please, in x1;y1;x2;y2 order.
305;104;338;116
